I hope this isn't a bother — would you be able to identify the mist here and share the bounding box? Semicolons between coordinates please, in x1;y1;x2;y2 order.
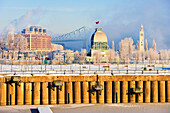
3;7;41;33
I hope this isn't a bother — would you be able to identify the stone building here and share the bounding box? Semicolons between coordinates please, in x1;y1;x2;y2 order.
86;28;109;63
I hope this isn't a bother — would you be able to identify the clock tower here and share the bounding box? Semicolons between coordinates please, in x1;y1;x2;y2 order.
139;24;144;51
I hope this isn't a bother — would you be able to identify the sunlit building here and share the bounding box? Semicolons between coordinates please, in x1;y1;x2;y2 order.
51;44;64;51
91;28;108;53
86;28;109;63
21;26;51;54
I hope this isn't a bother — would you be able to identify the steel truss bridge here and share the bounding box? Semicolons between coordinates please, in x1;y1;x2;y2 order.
51;26;92;49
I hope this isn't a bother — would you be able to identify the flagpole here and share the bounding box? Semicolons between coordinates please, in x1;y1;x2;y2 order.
96;21;99;29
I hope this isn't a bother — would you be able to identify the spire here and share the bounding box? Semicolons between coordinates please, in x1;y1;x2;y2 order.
140;24;143;31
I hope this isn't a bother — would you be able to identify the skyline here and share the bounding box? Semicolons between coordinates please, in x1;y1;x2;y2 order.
0;0;170;50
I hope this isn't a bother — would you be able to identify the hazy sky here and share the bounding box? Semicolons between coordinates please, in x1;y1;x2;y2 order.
0;0;170;50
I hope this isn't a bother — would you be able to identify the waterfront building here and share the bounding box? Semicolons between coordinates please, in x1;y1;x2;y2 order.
21;26;51;54
6;26;51;59
51;44;64;51
53;52;65;64
86;28;109;63
1;50;36;60
47;50;74;64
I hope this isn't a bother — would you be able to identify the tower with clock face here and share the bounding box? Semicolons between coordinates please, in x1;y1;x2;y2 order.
139;24;144;52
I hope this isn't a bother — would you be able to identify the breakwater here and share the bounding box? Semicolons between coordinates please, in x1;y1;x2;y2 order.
0;74;170;105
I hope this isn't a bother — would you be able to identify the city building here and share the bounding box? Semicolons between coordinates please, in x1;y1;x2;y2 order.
5;26;65;61
86;28;109;63
48;50;74;64
21;26;51;54
0;50;36;60
139;24;144;51
91;28;108;53
51;44;64;51
53;52;65;64
5;26;52;60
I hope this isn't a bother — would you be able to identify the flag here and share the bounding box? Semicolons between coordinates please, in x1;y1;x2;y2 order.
96;21;99;24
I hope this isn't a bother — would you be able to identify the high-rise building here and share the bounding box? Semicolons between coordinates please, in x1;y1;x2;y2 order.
21;26;51;54
139;24;144;51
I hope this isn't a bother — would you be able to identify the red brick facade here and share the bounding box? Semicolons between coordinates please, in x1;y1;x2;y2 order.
23;34;51;51
20;26;51;51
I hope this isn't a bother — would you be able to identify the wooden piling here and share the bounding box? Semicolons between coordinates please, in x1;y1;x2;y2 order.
17;83;24;105
82;82;89;104
106;81;112;103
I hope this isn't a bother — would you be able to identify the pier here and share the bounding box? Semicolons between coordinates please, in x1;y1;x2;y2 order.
0;74;170;105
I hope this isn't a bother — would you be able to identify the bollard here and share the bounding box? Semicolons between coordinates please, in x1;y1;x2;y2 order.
114;81;120;103
82;82;89;104
130;81;135;103
122;81;128;103
138;81;143;103
145;81;150;103
152;81;158;103
34;82;40;105
0;83;6;105
90;81;96;104
17;83;24;105
66;82;73;104
58;82;65;104
98;81;104;104
106;81;112;103
160;81;165;103
42;82;48;105
74;82;81;104
25;83;32;105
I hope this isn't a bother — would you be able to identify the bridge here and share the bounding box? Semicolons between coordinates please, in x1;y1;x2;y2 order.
51;26;92;49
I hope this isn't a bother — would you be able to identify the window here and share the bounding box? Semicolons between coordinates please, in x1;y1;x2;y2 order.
30;28;33;31
35;28;38;32
39;29;42;32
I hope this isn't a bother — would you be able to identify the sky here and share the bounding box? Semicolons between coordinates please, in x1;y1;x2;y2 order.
0;0;170;50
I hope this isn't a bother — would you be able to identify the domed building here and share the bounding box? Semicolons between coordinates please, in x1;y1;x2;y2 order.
86;28;109;63
91;28;108;51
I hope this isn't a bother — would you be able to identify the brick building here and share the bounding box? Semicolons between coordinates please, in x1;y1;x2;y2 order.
21;26;51;54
